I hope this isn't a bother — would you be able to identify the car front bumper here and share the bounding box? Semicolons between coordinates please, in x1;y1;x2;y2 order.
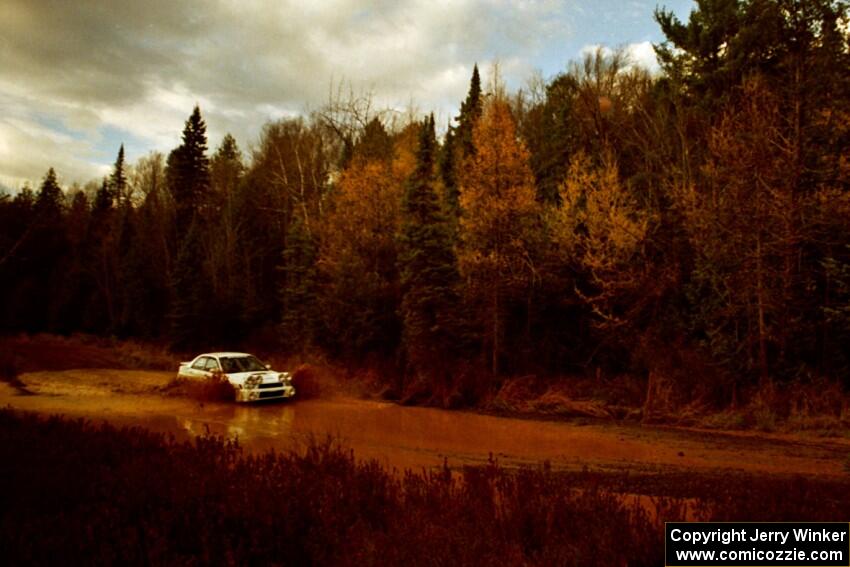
236;384;296;403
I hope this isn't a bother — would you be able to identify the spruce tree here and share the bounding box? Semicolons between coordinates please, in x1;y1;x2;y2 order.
35;168;63;224
32;168;67;331
212;134;242;179
438;124;459;212
353;117;394;163
399;115;462;379
441;65;483;215
211;133;244;201
165;106;213;347
109;144;127;206
167;105;211;227
92;177;113;216
456;64;483;160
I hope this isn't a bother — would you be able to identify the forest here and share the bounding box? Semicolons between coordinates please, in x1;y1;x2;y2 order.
1;0;849;411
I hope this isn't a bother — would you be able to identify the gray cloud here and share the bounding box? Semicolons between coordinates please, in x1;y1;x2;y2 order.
0;0;569;187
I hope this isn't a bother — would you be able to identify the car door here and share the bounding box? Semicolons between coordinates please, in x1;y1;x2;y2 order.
189;356;211;378
204;357;221;377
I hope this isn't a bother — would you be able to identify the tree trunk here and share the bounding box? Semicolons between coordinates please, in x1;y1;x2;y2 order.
492;284;500;377
756;235;770;387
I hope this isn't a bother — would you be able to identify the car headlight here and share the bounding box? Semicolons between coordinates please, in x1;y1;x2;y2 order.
245;374;263;388
278;372;292;383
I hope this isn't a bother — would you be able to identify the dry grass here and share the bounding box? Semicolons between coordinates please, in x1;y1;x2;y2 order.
695;379;850;434
0;333;178;372
486;375;637;421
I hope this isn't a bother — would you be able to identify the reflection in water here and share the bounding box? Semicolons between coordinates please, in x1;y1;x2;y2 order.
178;401;298;451
2;377;846;476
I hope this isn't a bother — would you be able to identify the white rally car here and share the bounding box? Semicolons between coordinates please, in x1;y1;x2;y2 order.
177;352;296;402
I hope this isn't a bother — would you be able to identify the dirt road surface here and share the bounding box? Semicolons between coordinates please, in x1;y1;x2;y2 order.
2;368;848;477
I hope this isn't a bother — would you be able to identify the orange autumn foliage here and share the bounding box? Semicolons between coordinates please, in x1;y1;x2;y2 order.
458;98;541;374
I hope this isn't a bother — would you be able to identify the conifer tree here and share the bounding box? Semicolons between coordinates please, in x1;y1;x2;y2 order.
109;144;127;206
31;168;67;331
92;178;113;216
211;134;243;194
82;177;117;332
456;64;483;159
35;168;63;224
166;106;213;347
442;65;484;216
167;105;211;227
399;115;462;378
354;117;394;163
438;124;459;212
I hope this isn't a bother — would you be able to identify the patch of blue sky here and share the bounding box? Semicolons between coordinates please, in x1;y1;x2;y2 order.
93;125;152;169
533;0;696;77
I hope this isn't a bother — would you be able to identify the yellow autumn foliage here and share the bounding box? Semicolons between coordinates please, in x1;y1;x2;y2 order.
552;153;654;325
457;97;541;374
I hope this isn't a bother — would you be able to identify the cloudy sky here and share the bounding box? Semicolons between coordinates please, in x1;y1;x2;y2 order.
0;0;695;191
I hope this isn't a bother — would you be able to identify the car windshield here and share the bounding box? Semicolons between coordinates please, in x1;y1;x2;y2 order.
220;356;266;373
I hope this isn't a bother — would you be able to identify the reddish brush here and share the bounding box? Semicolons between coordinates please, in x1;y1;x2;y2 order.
3;410;850;565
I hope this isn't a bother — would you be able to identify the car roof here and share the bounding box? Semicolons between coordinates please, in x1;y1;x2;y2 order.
198;352;254;358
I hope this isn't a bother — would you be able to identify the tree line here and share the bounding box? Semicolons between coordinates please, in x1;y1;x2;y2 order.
1;0;849;403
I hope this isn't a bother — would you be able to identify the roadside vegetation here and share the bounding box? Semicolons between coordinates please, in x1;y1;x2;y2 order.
2;409;849;566
4;333;850;433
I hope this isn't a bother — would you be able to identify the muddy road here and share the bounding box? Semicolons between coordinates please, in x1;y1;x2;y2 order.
2;368;849;477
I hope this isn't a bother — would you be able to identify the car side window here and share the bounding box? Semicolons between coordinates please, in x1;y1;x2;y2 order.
205;358;220;371
220;358;237;373
192;357;208;370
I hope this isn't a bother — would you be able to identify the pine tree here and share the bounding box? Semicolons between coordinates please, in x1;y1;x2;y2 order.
441;65;484;216
165;106;213;347
399;115;462;379
438;124;459;212
456;64;483;159
32;168;67;331
35;168;63;224
109;144;127;206
167;105;211;227
92;177;113;216
211;133;243;194
521;73;580;204
354;117;394;163
85;177;119;332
